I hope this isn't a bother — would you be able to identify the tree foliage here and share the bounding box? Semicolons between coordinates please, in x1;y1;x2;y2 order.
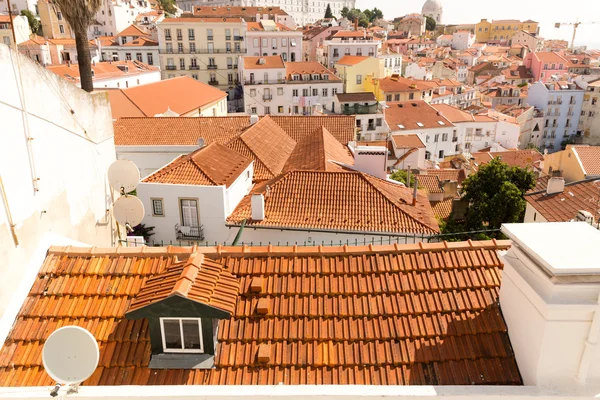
52;0;102;92
461;158;535;230
129;224;155;242
340;6;349;18
370;7;383;22
425;15;436;31
389;170;420;188
346;8;369;27
324;3;333;19
20;10;40;35
158;0;177;15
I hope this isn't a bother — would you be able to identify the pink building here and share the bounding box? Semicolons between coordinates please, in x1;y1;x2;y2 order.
524;52;569;82
302;25;343;62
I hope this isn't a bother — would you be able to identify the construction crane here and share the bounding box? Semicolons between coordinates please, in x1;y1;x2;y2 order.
554;20;600;51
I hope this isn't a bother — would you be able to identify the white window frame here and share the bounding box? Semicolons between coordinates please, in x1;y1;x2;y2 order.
160;317;204;353
151;198;164;216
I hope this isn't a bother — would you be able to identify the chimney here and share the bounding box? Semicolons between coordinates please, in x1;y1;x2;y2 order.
354;17;358;31
251;194;265;221
250;114;259;125
353;146;387;179
546;176;565;195
500;222;600;387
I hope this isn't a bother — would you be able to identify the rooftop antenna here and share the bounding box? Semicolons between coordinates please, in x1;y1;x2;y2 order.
42;326;99;397
108;159;144;234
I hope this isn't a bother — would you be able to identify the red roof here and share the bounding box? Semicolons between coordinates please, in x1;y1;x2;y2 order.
526;178;600;222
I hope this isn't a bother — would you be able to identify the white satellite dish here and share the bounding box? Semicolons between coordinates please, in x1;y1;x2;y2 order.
108;159;141;194
113;195;145;227
42;326;99;385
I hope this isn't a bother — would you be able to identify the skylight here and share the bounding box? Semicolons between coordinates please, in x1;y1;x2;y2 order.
417;122;424;127
438;121;445;125
397;124;405;129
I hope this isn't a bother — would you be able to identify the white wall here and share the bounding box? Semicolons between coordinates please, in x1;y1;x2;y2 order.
117;145;198;178
523;203;549;223
88;70;161;89
404;62;432;80
392;127;456;162
246;31;302;62
101;46;160;68
0;44;117;317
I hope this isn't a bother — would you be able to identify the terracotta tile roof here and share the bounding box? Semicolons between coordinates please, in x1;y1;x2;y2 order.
335;55;370;66
284;127;353;172
431;104;475;123
472;150;543;170
423;168;466;183
117;24;148;37
243;55;285;70
193;6;289;17
501;65;533;80
225;116;296;181
113;117;251;146
47;61;157;84
572;146;600;176
105;76;227;118
386;101;454;131
247;21;291;31
333;30;370;38
285;62;340;81
532;52;568;64
142;143;251;186
377;76;427;93
526;178;600;222
270;115;355;144
227;171;440;234
391;134;425;149
430;198;454;220
530;175;551;192
127;253;239;314
335;92;376;102
120;37;158;46
0;240;522;386
416;175;443;194
162;17;243;23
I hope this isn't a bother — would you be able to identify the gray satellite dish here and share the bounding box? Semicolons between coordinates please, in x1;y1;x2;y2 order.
42;326;99;385
113;195;145;227
108;159;141;194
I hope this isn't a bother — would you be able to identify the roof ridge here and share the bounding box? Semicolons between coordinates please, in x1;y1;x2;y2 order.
119;89;151;117
170;253;203;297
189;143;220;185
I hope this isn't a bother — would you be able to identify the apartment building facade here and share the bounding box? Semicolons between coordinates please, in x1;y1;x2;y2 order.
324;30;381;68
158;17;247;103
38;0;74;39
99;25;159;67
527;81;584;152
245;20;302;62
475;18;539;43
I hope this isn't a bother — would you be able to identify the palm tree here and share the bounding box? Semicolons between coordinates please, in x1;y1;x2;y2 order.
52;0;102;92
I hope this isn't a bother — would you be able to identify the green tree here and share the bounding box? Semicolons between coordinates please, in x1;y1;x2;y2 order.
462;158;535;230
324;3;333;19
52;0;102;92
363;9;373;23
425;15;436;31
347;8;369;27
20;9;40;35
340;6;349;18
129;224;155;242
158;0;177;15
389;170;420;188
370;7;383;22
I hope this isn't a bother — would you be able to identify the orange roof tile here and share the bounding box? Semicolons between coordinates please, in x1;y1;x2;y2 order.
105;76;227;118
335;55;370;66
333;30;370;38
270;115;355;144
47;61;157;84
432;104;475;123
113;117;251;146
142;143;251;186
526;178;600;222
225;116;296;181
423;168;466;183
391;134;425;149
386;101;454;130
285;62;340;81
532;52;568;64
127;253;239;314
0;240;521;386
572;146;600;176
117;24;148;37
377;76;426;93
246;21;291;31
284;127;353;172
243;55;285;70
430;198;454;220
471;150;543;170
227;171;440;234
416;175;443;194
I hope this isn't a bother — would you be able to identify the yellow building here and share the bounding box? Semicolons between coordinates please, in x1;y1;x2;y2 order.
38;0;74;39
334;55;383;93
364;75;432;102
475;19;538;43
543;145;600;183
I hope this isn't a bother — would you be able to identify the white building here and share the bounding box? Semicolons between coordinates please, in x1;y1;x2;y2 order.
527;80;584;152
0;44;117;317
324;30;381;69
331;92;388;141
404;61;433;80
379;46;402;77
451;31;475;51
98;24;159;67
511;30;544;52
89;0;154;38
241;56;342;115
246;20;302;62
180;0;355;26
0;14;30;46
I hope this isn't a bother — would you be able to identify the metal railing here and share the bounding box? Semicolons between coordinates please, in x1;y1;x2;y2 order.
159;48;245;54
165;65;176;70
189;65;199;70
207;64;218;69
263;95;273;101
244;79;286;85
175;224;204;241
208;80;219;85
341;103;382;115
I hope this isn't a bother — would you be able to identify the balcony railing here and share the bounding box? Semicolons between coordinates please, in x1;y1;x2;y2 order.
209;80;219;85
175;224;204;241
165;35;172;41
341;103;382;115
165;65;176;70
189;65;199;70
189;36;195;41
234;36;243;41
452;137;458;142
263;95;273;101
177;35;183;41
244;79;286;85
159;48;245;54
226;36;231;40
207;65;218;69
207;36;214;41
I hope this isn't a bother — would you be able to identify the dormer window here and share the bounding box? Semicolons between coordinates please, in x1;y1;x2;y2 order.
160;318;204;353
292;74;300;80
312;74;319;80
302;74;310;80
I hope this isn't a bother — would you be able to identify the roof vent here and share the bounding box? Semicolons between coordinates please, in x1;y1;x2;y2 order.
546;176;565;195
411;103;418;107
256;298;270;314
250;277;264;293
197;138;205;148
251;194;265;220
250;114;259;125
258;57;266;65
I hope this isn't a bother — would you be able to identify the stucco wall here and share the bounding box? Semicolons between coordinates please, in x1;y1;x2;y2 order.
0;44;117;317
117;145;198;178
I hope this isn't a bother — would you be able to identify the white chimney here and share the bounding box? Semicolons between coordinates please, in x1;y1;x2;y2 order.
250;114;259;125
353;146;387;179
546;176;565;195
251;194;265;221
500;222;600;387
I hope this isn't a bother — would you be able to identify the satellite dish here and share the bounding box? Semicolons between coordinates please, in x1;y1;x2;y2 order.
108;159;141;194
42;326;99;385
113;195;145;227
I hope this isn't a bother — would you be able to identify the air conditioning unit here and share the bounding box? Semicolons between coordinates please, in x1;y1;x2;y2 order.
574;210;595;224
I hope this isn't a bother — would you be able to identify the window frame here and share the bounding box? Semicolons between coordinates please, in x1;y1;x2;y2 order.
159;317;204;353
151;198;164;217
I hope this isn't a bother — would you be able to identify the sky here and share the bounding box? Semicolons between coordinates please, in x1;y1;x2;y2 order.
355;0;600;49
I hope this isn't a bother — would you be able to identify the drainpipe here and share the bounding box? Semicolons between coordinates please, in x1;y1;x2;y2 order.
0;176;19;246
231;219;247;246
577;293;600;384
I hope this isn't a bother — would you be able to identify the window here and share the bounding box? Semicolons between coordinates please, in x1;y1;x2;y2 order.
152;199;164;216
442;133;448;141
225;29;231;40
253;38;259;47
250;89;256;96
293;89;298;97
160;318;203;353
434;134;439;142
386;95;392;101
312;88;318;96
166;43;173;53
125;53;132;60
164;29;171;40
332;88;337;96
394;94;400;101
180;199;199;228
136;53;142;62
251;107;257;114
278;106;284;113
59;25;65;34
177;43;183;53
262;38;268;47
207;29;213;40
272;38;277;48
190;42;196;53
188;28;195;40
228;73;233;83
356;74;362;84
57;11;62;20
322;88;328;97
438;150;444;159
302;89;309;96
180;58;185;69
277;87;284;95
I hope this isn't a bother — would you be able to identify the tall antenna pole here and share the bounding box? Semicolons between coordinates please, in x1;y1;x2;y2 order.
5;0;18;50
